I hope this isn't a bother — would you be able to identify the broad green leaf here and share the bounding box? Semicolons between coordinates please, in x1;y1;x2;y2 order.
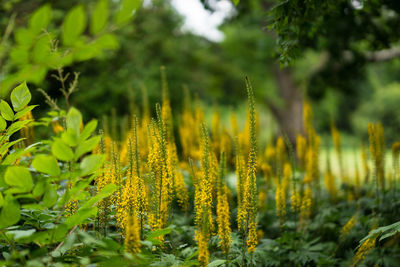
7;229;36;240
14;27;36;46
10;82;31;111
42;183;58;207
0;193;4;207
29;4;52;34
66;107;82;135
32;154;60;176
0;139;25;158
90;0;109;34
2;143;37;165
28;224;68;245
6;120;30;137
208;260;226;267
80;154;105;176
0;100;14;121
33;180;46;197
62;5;87;46
75;135;101;159
0;117;6;131
93;33;119;50
232;0;239;6
80;119;98;141
52;139;74;161
114;0;141;26
80;184;116;209
65;207;98;228
0;195;20;228
5;166;33;192
61;128;79;147
32;35;52;64
146;227;172;240
13;105;37;120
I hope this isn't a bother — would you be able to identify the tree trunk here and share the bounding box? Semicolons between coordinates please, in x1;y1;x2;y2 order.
266;65;304;145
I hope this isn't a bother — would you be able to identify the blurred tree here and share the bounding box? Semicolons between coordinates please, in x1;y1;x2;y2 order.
203;0;400;143
202;0;305;143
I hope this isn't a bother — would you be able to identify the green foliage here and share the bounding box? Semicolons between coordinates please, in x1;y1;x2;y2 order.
0;0;142;97
0;82;118;265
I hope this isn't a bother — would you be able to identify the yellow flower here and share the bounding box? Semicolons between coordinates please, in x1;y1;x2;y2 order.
217;185;232;255
275;181;286;222
324;169;337;201
351;232;377;266
296;134;307;168
299;186;312;229
19;111;35;146
124;214;141;254
340;214;357;240
247;221;258;253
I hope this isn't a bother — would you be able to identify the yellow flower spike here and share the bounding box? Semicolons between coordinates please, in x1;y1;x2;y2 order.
124;214;141;254
361;144;370;183
351;231;378;267
261;163;273;186
299;186;312;230
194;124;214;266
368;122;385;194
175;171;189;211
237;77;259;253
339;214;358;241
275;181;286;223
296;134;307;168
276;136;286;170
282;163;292;193
324;169;337;201
216;153;232;255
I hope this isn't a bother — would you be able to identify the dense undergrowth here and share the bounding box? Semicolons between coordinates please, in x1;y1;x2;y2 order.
1;71;400;267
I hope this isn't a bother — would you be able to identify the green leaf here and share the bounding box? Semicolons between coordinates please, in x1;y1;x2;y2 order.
62;5;87;46
13;105;37;120
0;139;25;159
32;154;60;176
66;107;82;135
1;143;37;165
0;195;20;228
29;5;52;34
7;229;36;240
232;0;239;6
80;184;116;209
6;120;30;137
80;119;98;141
42;183;58;207
208;260;226;267
10;82;31;112
146;227;172;240
0;193;4;208
0;100;14;121
0;117;6;131
65;207;98;228
32;34;52;64
114;0;141;26
52;139;74;161
33;180;46;198
61;128;79;147
80;154;105;176
90;0;109;34
5;166;33;192
75;135;101;159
